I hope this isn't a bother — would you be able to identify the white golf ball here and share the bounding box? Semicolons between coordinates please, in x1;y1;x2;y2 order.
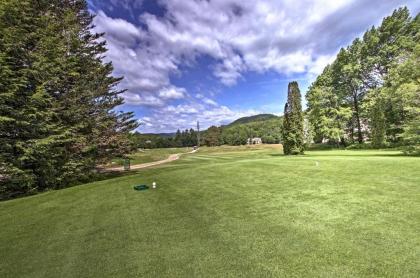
152;182;156;188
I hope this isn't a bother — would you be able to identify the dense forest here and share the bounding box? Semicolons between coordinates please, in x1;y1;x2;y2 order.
306;7;419;153
0;0;137;198
130;129;198;149
130;115;283;148
219;116;283;145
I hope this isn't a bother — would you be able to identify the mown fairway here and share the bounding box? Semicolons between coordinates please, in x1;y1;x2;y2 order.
1;146;419;277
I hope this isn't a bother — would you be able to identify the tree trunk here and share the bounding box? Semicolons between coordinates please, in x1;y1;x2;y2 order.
353;94;363;143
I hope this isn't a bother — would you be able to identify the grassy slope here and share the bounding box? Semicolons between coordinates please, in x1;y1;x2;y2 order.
1;146;419;277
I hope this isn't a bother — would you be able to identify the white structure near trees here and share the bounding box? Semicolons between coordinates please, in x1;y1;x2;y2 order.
247;137;262;145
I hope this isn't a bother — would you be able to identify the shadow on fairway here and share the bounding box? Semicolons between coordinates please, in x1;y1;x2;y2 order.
306;152;409;158
268;153;285;157
268;150;413;158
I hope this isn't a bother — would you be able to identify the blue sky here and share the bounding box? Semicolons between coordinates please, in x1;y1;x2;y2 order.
87;0;419;133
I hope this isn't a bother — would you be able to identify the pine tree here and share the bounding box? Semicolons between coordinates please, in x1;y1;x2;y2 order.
189;128;197;146
174;130;182;147
282;82;304;155
0;0;138;198
204;126;222;146
0;0;61;195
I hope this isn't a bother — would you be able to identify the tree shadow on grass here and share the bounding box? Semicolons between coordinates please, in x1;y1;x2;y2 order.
1;170;142;201
268;150;416;158
269;153;285;157
90;170;136;182
305;153;409;158
305;151;412;158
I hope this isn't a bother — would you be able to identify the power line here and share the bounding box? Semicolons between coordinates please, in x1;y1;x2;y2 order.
197;121;200;147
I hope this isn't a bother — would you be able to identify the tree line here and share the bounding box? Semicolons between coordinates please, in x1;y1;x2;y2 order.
130;129;199;149
130;117;283;148
0;0;137;199
216;117;283;146
306;7;419;153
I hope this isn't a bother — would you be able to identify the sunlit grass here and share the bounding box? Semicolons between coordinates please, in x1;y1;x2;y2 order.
1;146;419;277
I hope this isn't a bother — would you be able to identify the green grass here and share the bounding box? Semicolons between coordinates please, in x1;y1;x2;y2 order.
1;146;419;277
109;147;190;166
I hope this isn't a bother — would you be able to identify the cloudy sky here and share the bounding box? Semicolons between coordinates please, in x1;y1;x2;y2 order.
87;0;419;133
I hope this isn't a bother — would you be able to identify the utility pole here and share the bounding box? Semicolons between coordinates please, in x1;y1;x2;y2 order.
197;121;200;147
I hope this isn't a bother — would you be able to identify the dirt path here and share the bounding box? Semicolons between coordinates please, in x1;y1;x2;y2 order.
105;149;197;172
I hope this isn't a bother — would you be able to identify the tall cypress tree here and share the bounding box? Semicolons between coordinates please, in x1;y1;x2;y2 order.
282;82;304;155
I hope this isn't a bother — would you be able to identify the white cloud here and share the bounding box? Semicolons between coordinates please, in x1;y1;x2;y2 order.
94;11;144;45
91;0;420;132
213;54;246;86
94;0;418;100
307;54;337;78
109;0;143;10
93;11;179;103
202;98;218;107
158;86;186;100
123;92;164;107
196;94;218;106
149;0;354;85
138;102;261;133
165;104;200;114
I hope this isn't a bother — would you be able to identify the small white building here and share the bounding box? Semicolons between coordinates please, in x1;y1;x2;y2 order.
247;137;262;145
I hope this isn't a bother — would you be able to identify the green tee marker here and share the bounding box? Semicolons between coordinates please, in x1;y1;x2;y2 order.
133;185;149;191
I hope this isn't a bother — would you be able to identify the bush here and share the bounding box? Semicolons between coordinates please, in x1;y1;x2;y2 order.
307;143;342;151
346;143;374;150
403;145;420;156
0;165;36;200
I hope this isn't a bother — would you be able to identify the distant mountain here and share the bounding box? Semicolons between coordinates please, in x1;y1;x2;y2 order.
228;114;279;126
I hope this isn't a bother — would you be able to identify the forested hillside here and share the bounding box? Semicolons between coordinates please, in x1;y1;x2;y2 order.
218;116;283;145
306;7;419;153
131;114;283;148
228;114;278;126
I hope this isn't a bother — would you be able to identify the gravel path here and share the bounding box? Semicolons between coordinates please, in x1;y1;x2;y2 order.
106;149;197;172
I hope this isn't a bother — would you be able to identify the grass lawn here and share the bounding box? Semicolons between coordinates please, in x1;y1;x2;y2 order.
1;146;419;277
109;147;190;166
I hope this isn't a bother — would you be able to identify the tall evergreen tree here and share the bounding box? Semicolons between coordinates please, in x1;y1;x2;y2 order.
204;126;222;146
0;0;138;198
282;82;304;155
